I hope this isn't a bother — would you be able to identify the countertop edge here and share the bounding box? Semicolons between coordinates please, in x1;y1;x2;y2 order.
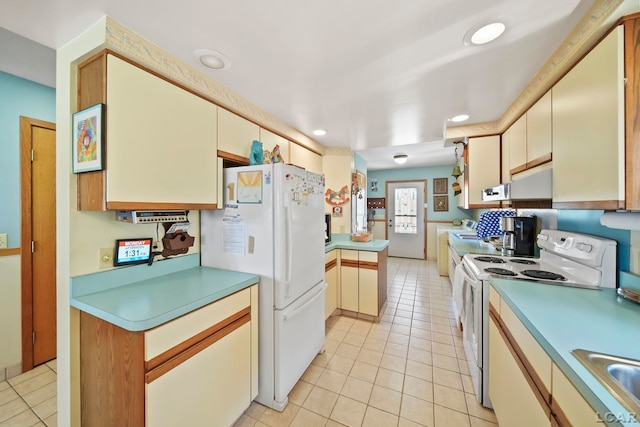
70;267;259;332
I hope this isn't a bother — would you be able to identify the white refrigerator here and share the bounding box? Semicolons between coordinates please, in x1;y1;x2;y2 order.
200;163;326;411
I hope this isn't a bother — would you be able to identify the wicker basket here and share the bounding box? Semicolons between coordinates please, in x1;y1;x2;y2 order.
350;232;372;242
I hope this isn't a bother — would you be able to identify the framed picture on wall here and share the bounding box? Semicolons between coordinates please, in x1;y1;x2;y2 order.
72;103;104;173
433;177;448;194
434;195;448;212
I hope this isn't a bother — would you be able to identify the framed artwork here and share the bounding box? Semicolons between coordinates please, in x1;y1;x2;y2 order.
433;177;448;194
72;103;104;173
434;195;449;212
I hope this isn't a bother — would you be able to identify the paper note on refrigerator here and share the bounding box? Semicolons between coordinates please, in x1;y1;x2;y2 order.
223;216;245;255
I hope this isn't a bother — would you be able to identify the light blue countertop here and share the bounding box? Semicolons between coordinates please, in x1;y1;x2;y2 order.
70;254;259;332
325;233;389;252
491;279;640;426
448;230;502;257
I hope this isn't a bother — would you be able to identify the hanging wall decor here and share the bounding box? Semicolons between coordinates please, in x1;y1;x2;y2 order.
433;178;448;194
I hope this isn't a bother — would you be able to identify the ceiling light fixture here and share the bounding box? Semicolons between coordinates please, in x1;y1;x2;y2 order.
449;114;470;123
312;129;327;136
194;49;230;70
464;22;506;46
394;154;408;164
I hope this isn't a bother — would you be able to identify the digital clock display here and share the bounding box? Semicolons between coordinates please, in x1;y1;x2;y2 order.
114;238;153;266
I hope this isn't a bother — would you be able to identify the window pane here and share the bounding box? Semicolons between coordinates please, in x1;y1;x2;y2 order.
394;187;417;234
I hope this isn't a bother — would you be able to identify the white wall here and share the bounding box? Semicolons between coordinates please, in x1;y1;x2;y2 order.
0;255;21;377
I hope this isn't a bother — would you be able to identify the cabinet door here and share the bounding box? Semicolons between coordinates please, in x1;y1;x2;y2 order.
325;250;339;319
290;142;323;173
552;26;624;208
259;128;290;163
358;251;379;316
340;250;359;312
508;115;527;174
146;323;251;427
526;91;552;168
551;364;601;427
218;108;260;159
489;317;551;427
467;136;501;207
106;55;218;207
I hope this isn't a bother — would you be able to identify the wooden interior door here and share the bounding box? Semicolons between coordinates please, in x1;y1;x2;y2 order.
21;117;57;370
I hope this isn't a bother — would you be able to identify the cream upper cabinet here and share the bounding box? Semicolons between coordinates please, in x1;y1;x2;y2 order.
107;55;218;206
508;114;527;174
217;108;260;159
78;54;218;210
290;143;323;173
552;25;624;209
465;135;501;208
259;128;290;163
526;91;552;166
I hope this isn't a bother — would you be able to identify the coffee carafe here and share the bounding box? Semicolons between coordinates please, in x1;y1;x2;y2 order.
500;216;536;257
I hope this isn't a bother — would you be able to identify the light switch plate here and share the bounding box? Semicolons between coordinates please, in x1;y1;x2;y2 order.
0;234;7;249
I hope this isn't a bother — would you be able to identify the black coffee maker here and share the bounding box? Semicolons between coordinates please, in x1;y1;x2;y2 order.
501;216;537;257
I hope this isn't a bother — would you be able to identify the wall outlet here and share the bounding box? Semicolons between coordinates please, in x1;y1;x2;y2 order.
0;234;7;249
99;247;114;269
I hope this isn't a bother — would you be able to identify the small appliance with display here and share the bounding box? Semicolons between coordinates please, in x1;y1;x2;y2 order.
114;238;153;266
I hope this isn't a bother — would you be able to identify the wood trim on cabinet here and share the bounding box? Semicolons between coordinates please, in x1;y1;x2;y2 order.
77;52;108;211
106;201;217;211
623;15;640;210
489;307;552;414
145;306;250;372
217;150;250;165
358;261;378;271
509;164;528;176
80;311;145;426
552;200;625;210
325;258;338;271
550;397;573;427
377;247;388;314
341;259;359;268
145;310;250;384
526;153;552;169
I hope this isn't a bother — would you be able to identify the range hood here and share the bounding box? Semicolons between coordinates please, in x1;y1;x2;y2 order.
482;168;552;202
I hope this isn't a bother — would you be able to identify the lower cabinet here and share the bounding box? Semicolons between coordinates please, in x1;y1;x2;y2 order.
80;285;258;427
325;250;339;319
489;315;551;427
339;248;388;317
489;286;602;427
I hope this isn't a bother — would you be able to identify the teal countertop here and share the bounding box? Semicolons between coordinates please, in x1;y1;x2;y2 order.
325;233;389;252
70;254;259;332
491;279;640;426
448;230;501;257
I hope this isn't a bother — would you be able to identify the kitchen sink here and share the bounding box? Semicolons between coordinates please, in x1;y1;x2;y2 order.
572;349;640;419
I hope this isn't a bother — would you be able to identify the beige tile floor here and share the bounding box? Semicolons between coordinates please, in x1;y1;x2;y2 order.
0;360;57;427
234;257;499;427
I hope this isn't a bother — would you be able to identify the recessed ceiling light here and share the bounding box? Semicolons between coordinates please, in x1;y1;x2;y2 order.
194;49;230;70
464;22;506;46
449;114;470;123
394;154;408;164
312;129;327;136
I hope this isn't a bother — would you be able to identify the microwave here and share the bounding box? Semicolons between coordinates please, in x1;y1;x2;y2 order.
325;214;331;244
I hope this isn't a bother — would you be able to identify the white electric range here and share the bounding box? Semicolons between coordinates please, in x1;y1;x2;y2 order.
457;229;617;408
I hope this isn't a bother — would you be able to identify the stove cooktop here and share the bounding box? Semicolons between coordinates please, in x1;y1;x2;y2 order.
463;254;599;289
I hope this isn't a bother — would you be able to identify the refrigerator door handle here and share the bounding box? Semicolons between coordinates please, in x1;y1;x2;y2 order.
284;197;293;298
283;283;325;321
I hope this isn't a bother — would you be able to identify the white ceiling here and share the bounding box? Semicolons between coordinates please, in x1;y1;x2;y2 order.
0;0;610;170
